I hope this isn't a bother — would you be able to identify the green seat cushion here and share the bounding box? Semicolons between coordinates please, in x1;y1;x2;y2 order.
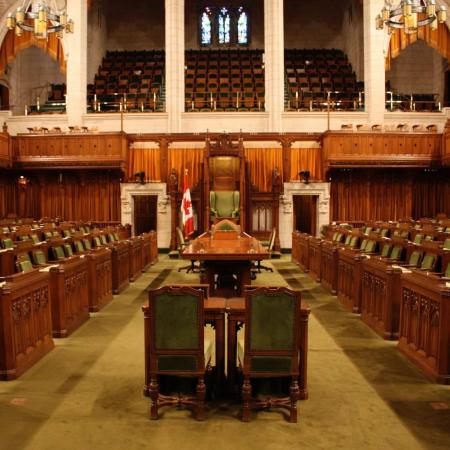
52;231;60;237
2;227;9;233
420;254;435;270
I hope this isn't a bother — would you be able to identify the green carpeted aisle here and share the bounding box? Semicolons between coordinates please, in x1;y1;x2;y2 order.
0;256;449;450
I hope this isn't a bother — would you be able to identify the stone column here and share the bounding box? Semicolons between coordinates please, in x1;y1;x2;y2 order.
66;0;88;126
264;0;284;132
364;0;386;125
165;0;185;133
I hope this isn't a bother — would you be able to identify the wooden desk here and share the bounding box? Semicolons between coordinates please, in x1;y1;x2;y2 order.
226;297;311;399
182;233;269;296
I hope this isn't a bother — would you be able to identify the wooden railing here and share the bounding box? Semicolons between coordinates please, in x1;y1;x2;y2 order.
0;132;11;168
12;132;128;170
323;132;442;171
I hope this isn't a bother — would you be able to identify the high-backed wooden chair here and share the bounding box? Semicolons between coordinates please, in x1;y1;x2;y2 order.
144;286;212;420
238;286;302;423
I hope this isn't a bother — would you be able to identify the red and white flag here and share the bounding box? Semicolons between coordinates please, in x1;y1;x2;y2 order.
181;169;194;238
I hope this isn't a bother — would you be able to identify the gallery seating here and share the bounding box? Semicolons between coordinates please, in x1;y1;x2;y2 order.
284;48;364;111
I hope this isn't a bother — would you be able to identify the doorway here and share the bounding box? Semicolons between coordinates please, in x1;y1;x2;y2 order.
293;195;318;236
133;195;157;235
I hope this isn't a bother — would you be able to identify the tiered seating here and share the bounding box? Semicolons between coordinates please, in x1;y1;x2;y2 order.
292;217;450;384
185;49;265;112
29;83;67;114
285;48;364;111
88;50;165;112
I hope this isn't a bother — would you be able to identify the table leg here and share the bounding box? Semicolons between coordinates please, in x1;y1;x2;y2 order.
227;316;239;394
213;313;226;393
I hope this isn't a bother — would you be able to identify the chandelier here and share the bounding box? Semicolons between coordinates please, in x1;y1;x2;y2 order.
6;1;74;40
376;0;447;34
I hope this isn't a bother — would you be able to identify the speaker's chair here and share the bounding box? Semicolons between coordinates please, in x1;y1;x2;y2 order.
209;191;240;222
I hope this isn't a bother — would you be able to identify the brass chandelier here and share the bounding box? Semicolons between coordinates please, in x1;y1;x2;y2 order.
376;0;447;34
6;1;73;39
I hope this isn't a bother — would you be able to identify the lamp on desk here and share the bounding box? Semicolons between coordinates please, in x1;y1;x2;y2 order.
299;170;311;184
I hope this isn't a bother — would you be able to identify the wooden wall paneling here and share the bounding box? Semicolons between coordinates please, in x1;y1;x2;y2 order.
0;132;11;168
87;247;113;312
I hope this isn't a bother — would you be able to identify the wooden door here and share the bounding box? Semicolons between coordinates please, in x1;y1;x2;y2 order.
133;195;157;235
293;195;318;236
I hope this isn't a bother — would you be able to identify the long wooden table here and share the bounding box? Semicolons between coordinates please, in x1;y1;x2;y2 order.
181;232;269;296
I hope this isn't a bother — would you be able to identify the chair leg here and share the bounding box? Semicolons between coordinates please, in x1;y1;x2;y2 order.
149;377;159;420
289;378;299;423
196;377;206;421
241;377;252;422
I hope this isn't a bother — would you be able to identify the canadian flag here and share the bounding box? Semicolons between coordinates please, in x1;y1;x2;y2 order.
181;169;194;238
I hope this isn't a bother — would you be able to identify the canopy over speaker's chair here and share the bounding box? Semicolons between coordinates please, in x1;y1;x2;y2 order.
144;285;213;420
238;286;302;422
209;191;240;222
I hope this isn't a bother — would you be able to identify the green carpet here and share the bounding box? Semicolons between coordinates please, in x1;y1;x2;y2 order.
0;256;449;450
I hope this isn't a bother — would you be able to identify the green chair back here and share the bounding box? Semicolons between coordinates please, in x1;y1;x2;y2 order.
408;250;422;267
420;253;435;271
443;238;450;250
20;235;30;241
94;237;102;247
30;234;40;244
100;235;108;245
381;244;391;257
108;233;115;243
424;235;433;242
210;191;240;218
445;262;450;278
390;245;402;260
360;239;368;251
344;235;351;245
349;236;359;248
53;246;65;259
249;290;296;352
75;241;84;253
113;232;120;241
2;227;9;233
336;233;343;243
381;229;389;237
83;239;92;250
365;241;376;253
63;230;71;238
18;260;33;273
32;250;46;265
332;232;338;241
44;231;53;239
64;243;74;257
413;234;423;244
1;238;14;249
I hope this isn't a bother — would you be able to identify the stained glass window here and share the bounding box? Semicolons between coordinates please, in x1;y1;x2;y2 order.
237;7;249;45
218;7;231;44
200;9;212;45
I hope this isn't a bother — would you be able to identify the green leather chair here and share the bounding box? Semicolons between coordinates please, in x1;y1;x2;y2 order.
210;191;240;222
238;286;302;423
420;253;435;271
1;238;14;249
145;285;212;421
